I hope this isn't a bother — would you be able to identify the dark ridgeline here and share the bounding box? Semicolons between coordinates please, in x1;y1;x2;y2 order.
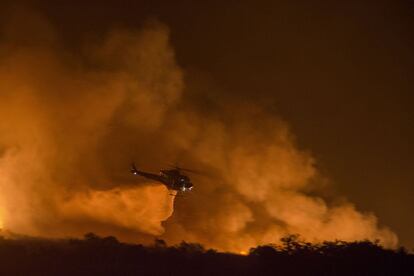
0;233;412;275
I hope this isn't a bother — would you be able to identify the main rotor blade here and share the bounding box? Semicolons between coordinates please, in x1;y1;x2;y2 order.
168;164;205;175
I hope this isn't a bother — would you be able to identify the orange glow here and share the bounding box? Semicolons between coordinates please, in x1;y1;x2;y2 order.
0;8;397;253
60;185;175;237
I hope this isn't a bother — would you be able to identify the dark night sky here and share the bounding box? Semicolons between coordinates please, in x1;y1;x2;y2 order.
2;0;414;248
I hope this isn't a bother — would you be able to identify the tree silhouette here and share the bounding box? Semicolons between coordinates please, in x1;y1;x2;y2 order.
0;233;411;275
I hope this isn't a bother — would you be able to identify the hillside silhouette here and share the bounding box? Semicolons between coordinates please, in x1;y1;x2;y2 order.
0;233;412;275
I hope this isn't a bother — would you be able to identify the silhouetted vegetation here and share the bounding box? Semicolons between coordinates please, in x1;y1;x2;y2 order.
0;233;412;275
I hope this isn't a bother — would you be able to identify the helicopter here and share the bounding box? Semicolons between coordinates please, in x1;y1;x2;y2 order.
130;163;194;194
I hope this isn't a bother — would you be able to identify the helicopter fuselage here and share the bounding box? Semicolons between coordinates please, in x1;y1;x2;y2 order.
131;165;193;192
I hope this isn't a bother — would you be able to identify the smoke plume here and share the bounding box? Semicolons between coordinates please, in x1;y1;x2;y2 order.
0;8;397;252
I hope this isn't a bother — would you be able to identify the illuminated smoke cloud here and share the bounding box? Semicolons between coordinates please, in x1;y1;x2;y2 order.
162;114;397;251
0;8;397;251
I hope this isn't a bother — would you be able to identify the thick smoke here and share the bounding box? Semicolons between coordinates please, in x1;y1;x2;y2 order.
0;9;397;251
